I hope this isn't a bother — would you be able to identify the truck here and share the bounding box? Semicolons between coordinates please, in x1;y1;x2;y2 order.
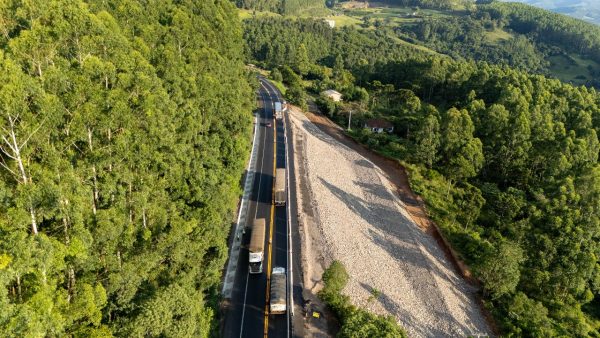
270;267;287;314
249;218;266;274
275;101;283;120
274;168;286;206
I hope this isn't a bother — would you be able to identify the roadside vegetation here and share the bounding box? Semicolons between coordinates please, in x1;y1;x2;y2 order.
240;1;600;335
319;261;407;338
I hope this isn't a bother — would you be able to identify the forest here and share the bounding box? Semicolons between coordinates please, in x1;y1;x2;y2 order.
330;0;600;87
330;0;467;10
0;0;253;336
481;1;600;62
243;11;600;336
236;0;325;14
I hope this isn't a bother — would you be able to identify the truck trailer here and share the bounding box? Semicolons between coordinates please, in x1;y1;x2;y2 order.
275;102;283;120
270;267;287;314
249;218;266;274
274;168;286;206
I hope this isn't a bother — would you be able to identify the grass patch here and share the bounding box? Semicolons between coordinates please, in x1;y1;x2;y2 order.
270;79;287;96
295;6;331;17
392;36;445;55
548;54;600;85
324;14;363;27
485;28;513;44
343;6;454;21
319;261;408;338
238;9;281;20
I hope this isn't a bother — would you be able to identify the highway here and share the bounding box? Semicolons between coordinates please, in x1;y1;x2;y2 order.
223;78;303;338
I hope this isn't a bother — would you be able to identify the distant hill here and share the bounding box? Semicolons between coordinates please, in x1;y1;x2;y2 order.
500;0;600;24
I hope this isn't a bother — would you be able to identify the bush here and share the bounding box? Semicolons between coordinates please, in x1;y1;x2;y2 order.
339;309;406;338
322;260;348;294
319;261;407;338
316;96;338;117
286;83;307;110
271;68;283;82
281;65;302;86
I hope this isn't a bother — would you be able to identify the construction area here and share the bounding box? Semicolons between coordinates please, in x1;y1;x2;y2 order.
289;108;492;338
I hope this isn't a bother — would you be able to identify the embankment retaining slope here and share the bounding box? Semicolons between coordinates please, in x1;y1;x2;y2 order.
290;109;491;338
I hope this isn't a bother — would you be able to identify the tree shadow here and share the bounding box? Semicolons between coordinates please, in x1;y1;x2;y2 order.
317;176;490;336
354;158;375;169
301;119;341;147
359;281;474;338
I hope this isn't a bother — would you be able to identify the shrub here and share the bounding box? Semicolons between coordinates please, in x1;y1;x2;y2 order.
316;96;338;117
271;68;283;82
319;261;407;338
322;260;349;293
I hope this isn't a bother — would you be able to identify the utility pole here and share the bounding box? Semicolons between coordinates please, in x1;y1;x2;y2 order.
347;110;353;131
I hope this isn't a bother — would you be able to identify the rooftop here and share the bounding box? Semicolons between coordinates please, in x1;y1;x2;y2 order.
322;89;342;96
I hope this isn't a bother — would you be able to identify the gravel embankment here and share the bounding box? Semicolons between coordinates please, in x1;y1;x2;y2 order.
290;109;492;338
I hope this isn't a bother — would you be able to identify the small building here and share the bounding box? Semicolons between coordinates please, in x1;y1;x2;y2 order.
324;19;336;28
322;89;343;102
364;118;394;134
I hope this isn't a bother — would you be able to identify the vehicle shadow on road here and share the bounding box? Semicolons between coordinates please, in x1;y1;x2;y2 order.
248;171;274;205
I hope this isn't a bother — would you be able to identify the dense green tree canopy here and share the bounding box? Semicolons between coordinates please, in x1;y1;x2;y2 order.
235;0;324;14
0;0;253;336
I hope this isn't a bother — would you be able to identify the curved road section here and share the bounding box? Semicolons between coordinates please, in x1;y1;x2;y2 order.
222;79;303;338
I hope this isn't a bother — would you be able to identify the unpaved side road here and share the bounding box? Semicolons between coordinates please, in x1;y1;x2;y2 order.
290;108;492;338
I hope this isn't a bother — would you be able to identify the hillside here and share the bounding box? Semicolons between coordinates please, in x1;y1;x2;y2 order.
238;0;600;86
0;0;252;336
315;1;600;86
501;0;600;25
242;3;600;336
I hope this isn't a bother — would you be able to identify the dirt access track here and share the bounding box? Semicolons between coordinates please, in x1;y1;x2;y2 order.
291;108;493;337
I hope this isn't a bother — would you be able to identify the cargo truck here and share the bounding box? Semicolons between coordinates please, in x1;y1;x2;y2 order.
270;267;287;314
275;102;283;120
249;219;266;274
274;168;286;206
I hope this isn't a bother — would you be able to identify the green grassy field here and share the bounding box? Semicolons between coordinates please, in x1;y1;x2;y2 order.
324;14;363;27
548;54;600;85
391;35;445;55
341;5;454;23
295;6;331;17
239;9;282;20
485;28;513;44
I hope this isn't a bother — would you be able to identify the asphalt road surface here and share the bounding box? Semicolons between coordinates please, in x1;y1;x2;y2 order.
223;78;303;338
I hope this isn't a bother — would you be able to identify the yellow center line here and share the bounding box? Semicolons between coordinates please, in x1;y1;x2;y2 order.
264;111;276;338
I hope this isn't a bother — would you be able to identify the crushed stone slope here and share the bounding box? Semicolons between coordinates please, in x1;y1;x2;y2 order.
290;109;491;338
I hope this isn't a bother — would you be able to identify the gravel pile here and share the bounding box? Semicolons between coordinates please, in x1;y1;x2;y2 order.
290;110;492;338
